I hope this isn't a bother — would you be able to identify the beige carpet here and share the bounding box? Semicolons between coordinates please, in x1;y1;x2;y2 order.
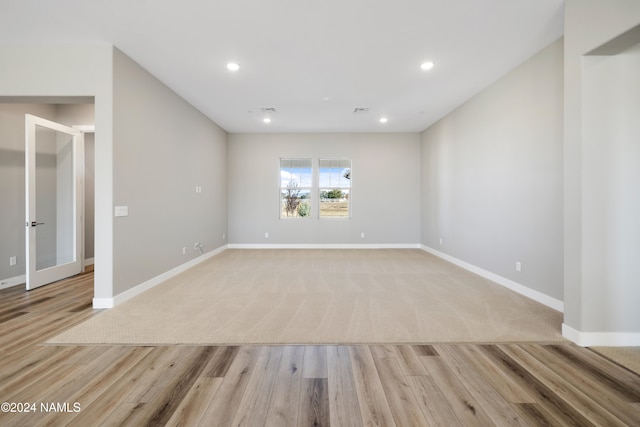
48;249;565;345
591;347;640;375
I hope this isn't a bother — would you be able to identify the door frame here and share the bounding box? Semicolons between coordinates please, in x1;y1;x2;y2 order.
25;114;84;290
74;125;95;268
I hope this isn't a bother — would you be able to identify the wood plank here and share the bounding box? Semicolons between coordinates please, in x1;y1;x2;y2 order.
99;403;148;427
128;346;218;426
500;344;629;427
0;310;28;324
434;344;529;426
231;346;284;426
0;344;66;382
34;346;155;427
511;403;563;427
43;347;173;427
327;346;363;427
10;361;91;404
198;346;262;425
419;354;494;426
412;344;439;356
126;347;195;403
369;344;395;359
303;345;328;379
373;355;428;426
547;344;640;400
299;378;330;427
23;347;145;426
123;346;183;403
202;346;240;377
0;346;87;398
408;375;464;427
392;345;428;376
61;345;115;366
526;344;640;425
348;346;396;427
265;346;305;427
480;344;594;427
164;377;223;427
459;344;536;403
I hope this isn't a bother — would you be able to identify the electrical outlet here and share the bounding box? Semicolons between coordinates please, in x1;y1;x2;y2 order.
182;247;186;255
222;233;226;240
516;261;522;272
264;232;269;238
439;238;443;245
9;256;17;266
361;232;365;238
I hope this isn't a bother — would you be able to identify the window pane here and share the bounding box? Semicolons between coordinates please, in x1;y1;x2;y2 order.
280;158;312;218
280;158;312;187
320;188;350;218
319;158;351;218
281;188;311;217
319;158;351;189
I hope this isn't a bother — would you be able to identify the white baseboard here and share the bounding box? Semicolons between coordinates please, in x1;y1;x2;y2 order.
420;245;564;313
84;257;95;266
227;243;422;249
562;324;640;347
93;245;228;309
0;274;26;290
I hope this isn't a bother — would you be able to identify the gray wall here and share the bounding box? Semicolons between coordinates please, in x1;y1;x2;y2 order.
420;39;564;301
57;104;96;262
564;0;640;336
228;133;421;245
112;49;228;295
83;133;95;260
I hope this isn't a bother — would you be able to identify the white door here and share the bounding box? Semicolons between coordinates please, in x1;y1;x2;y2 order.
25;114;84;290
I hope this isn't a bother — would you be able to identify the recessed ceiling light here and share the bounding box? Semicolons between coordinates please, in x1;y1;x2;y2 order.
263;118;271;124
379;117;388;124
420;61;435;71
226;62;240;72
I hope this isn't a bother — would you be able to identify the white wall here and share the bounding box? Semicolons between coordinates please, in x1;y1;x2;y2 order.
228;133;421;246
564;0;640;345
111;49;228;295
582;43;640;332
420;39;564;302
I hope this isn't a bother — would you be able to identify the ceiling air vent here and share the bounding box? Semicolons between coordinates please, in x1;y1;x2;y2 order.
353;107;370;114
260;107;277;113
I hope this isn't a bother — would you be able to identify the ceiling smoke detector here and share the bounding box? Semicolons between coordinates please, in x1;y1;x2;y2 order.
260;107;277;113
353;107;370;114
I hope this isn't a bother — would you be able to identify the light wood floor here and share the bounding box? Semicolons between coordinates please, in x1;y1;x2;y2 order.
0;271;639;426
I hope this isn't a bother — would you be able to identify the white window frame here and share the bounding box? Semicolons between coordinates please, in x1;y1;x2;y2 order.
279;158;313;219
318;158;352;219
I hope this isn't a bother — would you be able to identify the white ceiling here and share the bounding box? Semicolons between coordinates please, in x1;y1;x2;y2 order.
0;0;564;133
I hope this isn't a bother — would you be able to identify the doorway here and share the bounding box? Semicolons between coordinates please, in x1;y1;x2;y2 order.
25;115;84;290
0;101;95;291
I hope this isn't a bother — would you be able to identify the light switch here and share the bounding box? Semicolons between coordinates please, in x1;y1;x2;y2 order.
114;206;129;217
